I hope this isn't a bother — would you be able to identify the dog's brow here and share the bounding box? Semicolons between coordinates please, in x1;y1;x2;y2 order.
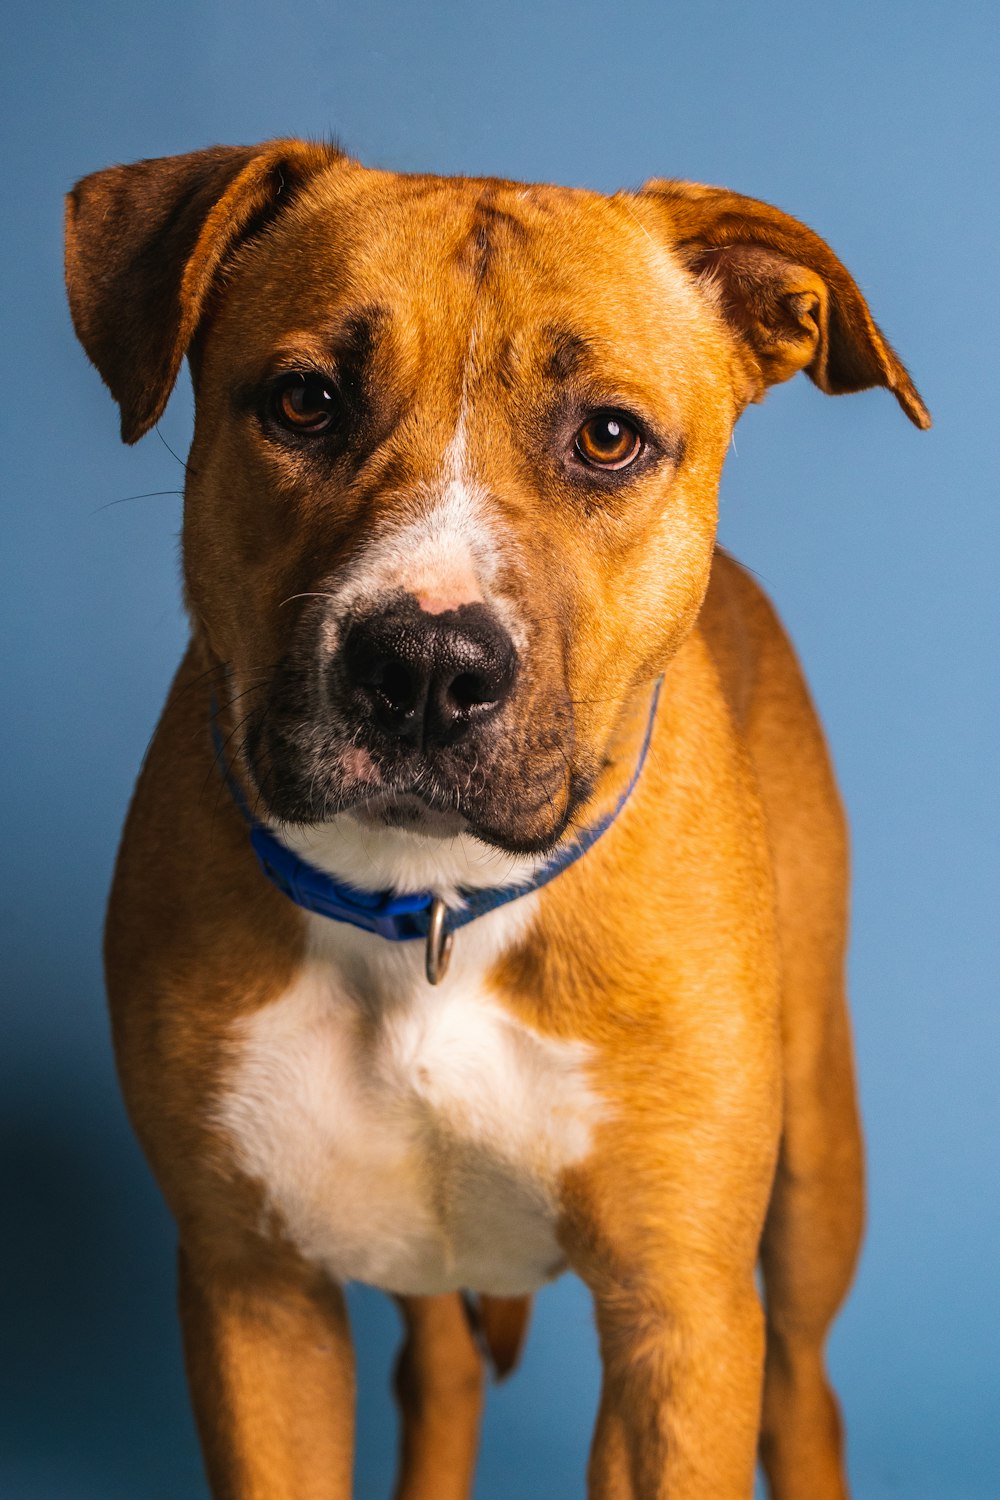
546;328;594;382
458;190;533;285
317;303;389;371
234;305;390;397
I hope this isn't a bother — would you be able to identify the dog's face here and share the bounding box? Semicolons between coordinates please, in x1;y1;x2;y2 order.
66;143;928;853
186;171;740;851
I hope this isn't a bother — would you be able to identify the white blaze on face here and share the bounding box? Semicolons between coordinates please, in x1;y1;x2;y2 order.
321;414;524;651
409;420;487;613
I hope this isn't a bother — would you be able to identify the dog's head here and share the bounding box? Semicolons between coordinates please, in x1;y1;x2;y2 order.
66;141;928;855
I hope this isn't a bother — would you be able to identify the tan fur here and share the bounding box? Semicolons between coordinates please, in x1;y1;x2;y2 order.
65;141;927;1499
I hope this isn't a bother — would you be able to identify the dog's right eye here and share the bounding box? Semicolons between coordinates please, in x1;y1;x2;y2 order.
270;373;339;434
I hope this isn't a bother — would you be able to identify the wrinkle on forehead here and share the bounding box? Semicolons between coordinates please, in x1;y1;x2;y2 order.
287;168;700;357
456;189;533;286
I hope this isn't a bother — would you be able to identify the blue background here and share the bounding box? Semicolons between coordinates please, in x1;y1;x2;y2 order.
3;2;997;1496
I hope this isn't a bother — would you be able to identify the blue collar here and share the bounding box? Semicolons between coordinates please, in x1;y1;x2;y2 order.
212;679;661;983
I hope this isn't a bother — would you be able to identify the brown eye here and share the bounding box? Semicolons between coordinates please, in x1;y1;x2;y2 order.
272;373;338;433
574;412;642;470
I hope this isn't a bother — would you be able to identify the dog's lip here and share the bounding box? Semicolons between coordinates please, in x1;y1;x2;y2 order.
349;777;580;855
248;724;579;852
334;756;567;819
297;774;577;856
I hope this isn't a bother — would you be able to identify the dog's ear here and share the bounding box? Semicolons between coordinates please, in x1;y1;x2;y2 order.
637;179;930;429
65;140;342;443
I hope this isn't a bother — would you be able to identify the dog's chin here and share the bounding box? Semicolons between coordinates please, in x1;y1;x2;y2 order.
343;791;576;856
347;794;469;840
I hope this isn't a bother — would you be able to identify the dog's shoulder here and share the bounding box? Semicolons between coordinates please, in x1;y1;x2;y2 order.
699;547;814;737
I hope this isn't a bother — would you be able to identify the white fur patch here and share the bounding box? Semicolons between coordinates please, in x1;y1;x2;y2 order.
318;414;527;658
214;909;606;1296
326;471;493;620
277;813;547;903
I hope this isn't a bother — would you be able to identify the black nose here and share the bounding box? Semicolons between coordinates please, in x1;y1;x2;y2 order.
342;600;517;748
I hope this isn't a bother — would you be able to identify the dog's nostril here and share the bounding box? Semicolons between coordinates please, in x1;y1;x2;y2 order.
448;670;493;711
379;660;417;711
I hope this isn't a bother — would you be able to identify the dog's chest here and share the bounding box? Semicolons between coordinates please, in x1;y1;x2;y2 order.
215;950;604;1296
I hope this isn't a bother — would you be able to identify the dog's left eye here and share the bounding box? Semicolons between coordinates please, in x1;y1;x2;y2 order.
574;413;642;470
271;373;339;433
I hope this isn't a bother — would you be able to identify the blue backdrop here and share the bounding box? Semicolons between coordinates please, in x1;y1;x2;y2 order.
3;3;997;1497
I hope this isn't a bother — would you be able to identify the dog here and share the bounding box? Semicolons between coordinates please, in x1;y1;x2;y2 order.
65;139;928;1500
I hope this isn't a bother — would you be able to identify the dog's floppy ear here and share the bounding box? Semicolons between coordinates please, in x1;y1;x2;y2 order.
638;179;930;429
65;139;342;443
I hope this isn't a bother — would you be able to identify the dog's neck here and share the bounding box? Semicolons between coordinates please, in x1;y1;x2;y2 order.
275;814;546;904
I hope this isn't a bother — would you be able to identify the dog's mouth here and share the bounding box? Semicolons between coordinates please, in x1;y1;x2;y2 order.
240;707;592;857
340;769;591;853
281;767;589;857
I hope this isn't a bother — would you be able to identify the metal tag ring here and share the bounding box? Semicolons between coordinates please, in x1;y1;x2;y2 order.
425;896;454;985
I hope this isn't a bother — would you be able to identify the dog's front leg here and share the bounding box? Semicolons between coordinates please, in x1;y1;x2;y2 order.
564;1056;778;1499
585;1265;764;1499
178;1249;355;1500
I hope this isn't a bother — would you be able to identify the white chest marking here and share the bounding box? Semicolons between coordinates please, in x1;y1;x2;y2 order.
215;937;605;1296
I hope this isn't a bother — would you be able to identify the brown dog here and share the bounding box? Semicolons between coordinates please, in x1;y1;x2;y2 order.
65;141;928;1500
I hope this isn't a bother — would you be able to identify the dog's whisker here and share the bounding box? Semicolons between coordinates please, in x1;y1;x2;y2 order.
90;488;184;516
278;592;342;609
154;423;198;476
